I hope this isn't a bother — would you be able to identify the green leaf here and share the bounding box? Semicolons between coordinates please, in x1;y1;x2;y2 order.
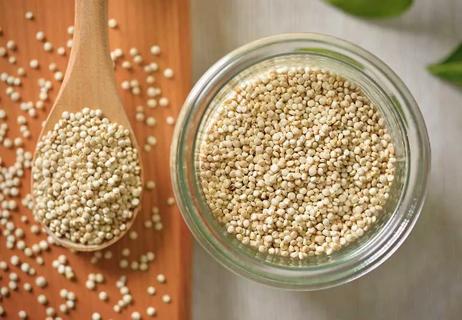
325;0;413;18
428;44;462;86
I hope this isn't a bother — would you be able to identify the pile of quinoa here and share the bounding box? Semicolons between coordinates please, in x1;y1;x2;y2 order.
32;108;142;246
199;67;396;259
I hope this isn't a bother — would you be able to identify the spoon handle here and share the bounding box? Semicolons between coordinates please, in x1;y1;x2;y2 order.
64;0;112;83
52;0;127;122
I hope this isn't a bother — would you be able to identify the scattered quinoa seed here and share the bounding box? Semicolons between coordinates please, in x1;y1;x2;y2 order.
146;136;157;146
147;99;157;108
6;40;16;50
23;282;32;292
163;68;174;78
122;60;132;69
146;117;156;127
37;294;48;305
158;97;169;107
54;71;63;81
57;47;66;55
91;312;102;320
108;18;118;28
134;55;143;64
35;276;47;288
49;63;57;71
162;294;171;304
131;311;141;320
129;48;139;57
146;75;155;84
119;259;128;269
43;41;53;52
129;230;138;240
25;11;34;20
18;310;28;319
147;286;156;295
98;291;108;301
35;31;45;41
145;180;156;190
150;45;160;55
29;59;39;69
166;116;175;125
156;273;166;283
146;306;156;317
167;197;175;206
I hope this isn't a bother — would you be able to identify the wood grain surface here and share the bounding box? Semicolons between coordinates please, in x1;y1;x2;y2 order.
0;0;191;319
190;0;462;319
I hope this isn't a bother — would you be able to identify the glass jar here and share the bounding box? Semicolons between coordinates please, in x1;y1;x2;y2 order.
171;33;430;290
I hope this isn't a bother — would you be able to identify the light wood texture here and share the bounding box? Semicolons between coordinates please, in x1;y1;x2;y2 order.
190;0;462;319
0;0;191;319
34;0;143;252
42;0;131;130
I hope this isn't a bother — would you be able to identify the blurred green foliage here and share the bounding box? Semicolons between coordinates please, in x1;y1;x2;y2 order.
428;44;462;87
325;0;413;18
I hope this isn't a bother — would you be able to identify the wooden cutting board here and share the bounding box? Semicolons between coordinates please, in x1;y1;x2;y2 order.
0;0;192;319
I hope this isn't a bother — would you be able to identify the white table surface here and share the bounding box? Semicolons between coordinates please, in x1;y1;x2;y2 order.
189;1;462;319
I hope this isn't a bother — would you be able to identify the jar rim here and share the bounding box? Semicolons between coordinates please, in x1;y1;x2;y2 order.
171;33;431;290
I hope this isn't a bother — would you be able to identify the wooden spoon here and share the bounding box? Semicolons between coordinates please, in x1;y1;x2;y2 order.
32;0;143;251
